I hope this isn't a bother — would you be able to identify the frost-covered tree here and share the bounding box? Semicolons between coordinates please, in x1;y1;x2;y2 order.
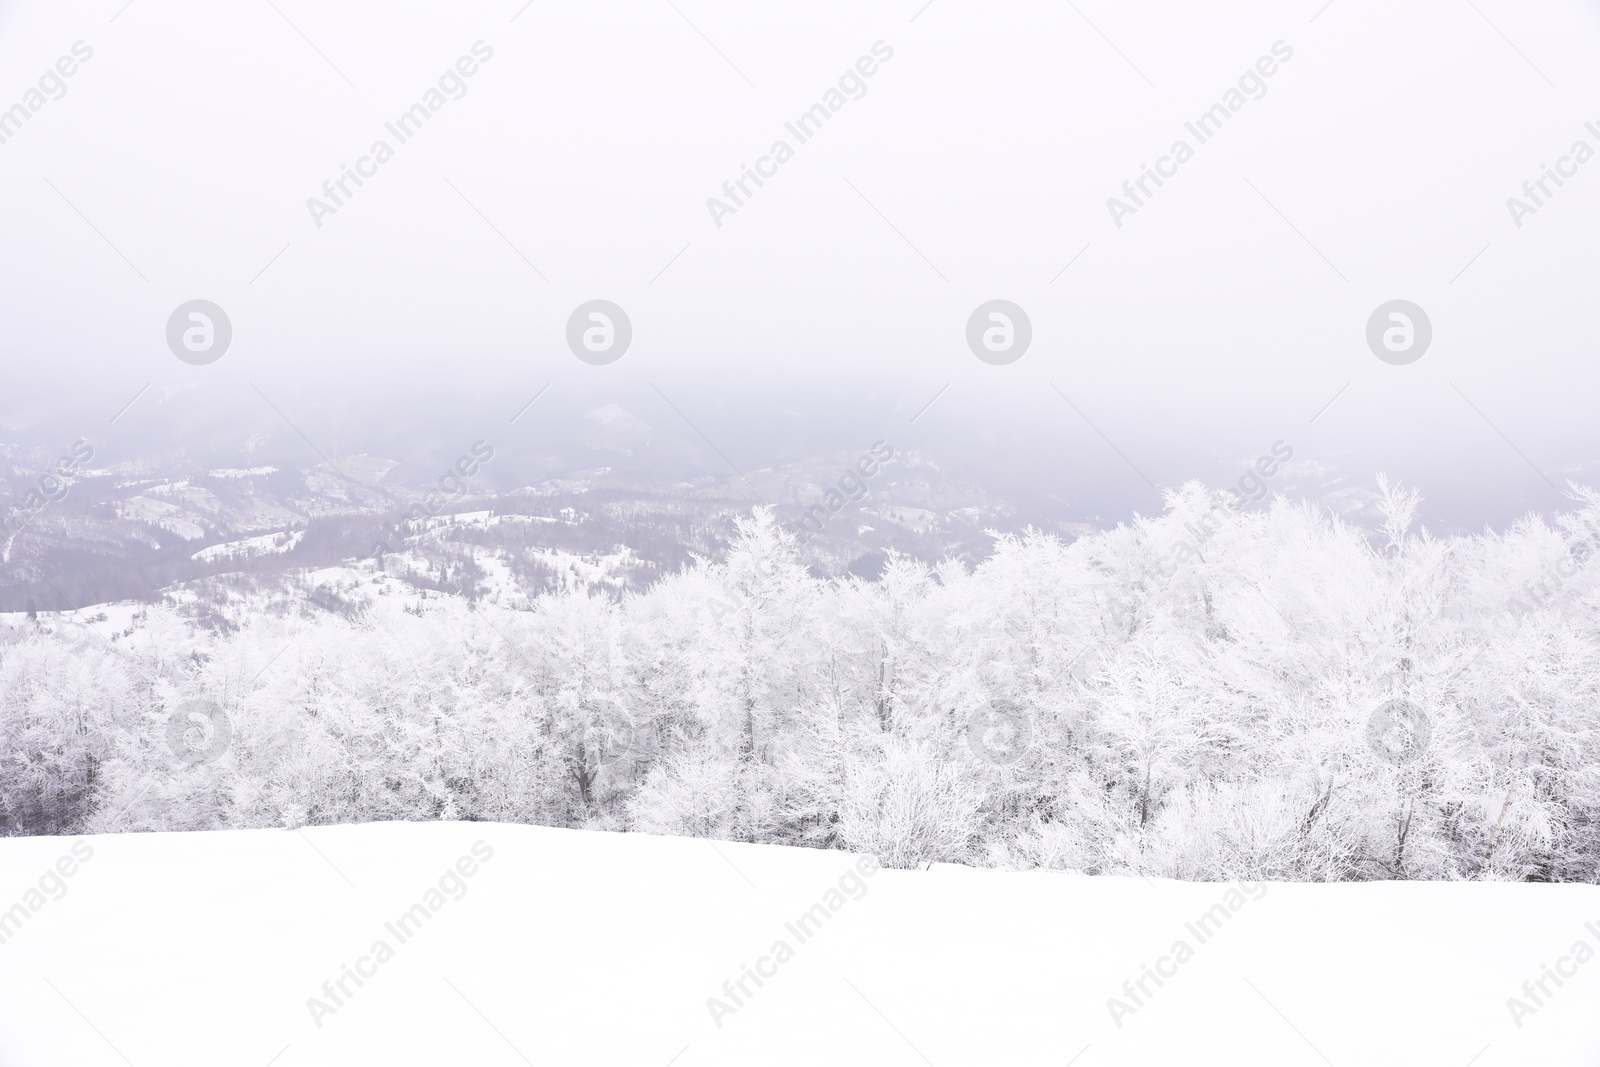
5;480;1599;885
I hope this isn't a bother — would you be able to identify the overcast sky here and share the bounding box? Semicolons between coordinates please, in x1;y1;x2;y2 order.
2;0;1598;528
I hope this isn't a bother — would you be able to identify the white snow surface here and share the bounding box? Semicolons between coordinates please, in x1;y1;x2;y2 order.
207;467;280;478
191;530;305;563
0;822;1595;1066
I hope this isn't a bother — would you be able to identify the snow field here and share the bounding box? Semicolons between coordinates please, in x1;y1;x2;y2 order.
0;821;1596;1066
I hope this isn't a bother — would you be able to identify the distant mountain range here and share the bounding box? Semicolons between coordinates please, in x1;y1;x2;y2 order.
0;442;1083;613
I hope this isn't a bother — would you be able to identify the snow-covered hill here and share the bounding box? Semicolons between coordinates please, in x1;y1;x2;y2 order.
0;821;1595;1066
0;439;1033;612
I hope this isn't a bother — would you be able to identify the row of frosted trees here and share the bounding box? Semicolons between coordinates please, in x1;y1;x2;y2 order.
3;480;1598;881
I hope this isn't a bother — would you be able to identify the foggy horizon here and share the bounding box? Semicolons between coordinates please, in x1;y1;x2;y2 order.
4;0;1598;541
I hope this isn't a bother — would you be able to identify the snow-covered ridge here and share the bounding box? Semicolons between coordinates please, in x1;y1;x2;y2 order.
191;530;305;563
207;466;280;479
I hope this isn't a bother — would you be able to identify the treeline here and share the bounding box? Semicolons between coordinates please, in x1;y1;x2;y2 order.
3;480;1598;882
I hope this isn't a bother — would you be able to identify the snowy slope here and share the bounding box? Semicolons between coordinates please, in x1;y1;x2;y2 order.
0;822;1595;1066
